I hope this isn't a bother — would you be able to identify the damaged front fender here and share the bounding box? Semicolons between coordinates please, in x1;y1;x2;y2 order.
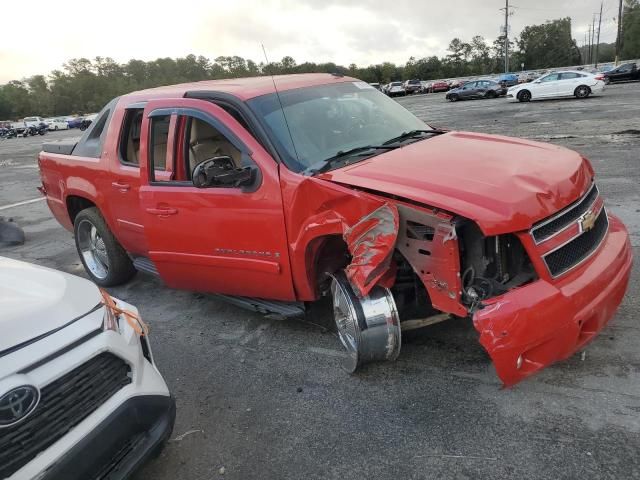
343;204;399;297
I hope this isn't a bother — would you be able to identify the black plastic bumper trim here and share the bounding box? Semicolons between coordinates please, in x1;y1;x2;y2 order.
40;395;175;480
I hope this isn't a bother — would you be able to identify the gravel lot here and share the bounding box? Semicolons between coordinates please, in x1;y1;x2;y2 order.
1;82;639;480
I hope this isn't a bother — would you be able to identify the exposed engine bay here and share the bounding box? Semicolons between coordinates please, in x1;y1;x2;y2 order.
332;199;538;375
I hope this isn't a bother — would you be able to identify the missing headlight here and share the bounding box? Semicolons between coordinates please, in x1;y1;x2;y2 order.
458;222;537;306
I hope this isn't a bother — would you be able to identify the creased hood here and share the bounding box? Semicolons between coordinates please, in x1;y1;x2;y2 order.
319;131;594;235
0;257;102;352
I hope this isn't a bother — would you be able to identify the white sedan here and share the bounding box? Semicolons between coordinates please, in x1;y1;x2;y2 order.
46;118;69;131
0;256;174;480
507;70;605;102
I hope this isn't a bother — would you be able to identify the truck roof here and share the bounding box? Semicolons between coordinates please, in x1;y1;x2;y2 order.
127;73;358;102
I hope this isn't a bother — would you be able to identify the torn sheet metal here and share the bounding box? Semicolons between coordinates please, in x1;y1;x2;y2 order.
395;204;467;317
343;203;399;297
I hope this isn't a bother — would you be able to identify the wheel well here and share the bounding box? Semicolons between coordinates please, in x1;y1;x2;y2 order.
306;235;350;297
66;196;96;224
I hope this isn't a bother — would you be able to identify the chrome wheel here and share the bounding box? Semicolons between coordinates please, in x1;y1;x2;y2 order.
330;272;401;372
77;219;109;279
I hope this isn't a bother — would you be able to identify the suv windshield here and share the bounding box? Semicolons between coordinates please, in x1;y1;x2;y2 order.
247;81;429;173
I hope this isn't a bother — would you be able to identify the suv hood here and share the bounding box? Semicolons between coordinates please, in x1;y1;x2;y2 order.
319;131;593;235
0;257;102;353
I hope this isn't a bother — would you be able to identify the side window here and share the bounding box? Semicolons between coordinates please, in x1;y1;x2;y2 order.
119;108;144;166
181;115;242;182
149;115;171;181
560;72;578;80
541;74;559;82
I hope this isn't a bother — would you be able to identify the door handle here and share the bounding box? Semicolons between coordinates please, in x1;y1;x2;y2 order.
146;207;178;216
112;181;131;191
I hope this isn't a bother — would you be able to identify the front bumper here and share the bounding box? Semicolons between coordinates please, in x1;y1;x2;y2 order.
473;213;633;386
41;395;175;480
4;299;174;480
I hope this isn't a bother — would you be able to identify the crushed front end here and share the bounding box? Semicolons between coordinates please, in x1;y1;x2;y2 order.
336;182;632;386
469;185;633;385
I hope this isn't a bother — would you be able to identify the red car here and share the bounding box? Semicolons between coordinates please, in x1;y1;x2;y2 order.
429;80;450;93
38;74;632;386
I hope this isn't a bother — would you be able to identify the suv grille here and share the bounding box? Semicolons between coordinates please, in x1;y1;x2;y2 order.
531;185;599;243
0;353;131;479
543;208;609;277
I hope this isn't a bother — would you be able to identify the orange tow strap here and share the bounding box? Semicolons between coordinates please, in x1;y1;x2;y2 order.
100;289;149;336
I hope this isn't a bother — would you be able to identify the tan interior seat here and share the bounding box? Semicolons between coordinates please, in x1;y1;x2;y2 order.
188;118;241;175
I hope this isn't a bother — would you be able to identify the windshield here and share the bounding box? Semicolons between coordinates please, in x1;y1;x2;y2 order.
247;81;429;172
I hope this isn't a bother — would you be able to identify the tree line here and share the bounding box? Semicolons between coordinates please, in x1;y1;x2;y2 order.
1;7;639;120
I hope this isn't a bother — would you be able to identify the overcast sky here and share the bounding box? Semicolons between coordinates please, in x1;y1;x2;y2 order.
1;0;620;83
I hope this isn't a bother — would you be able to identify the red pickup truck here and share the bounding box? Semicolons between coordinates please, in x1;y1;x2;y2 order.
38;73;632;385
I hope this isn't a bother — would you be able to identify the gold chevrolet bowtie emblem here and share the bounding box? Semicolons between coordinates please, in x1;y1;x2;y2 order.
579;209;597;232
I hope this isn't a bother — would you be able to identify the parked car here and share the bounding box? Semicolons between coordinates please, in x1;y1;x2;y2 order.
446;79;506;101
403;79;422;94
66;116;85;129
0;256;174;480
368;82;382;91
419;81;432;93
600;63;639;84
23;116;45;128
498;73;519;87
429;80;449;93
386;81;406;97
37;73;631;386
507;70;605;102
46;117;69;131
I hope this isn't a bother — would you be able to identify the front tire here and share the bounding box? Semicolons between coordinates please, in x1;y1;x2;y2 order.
449;94;459;102
74;207;136;286
575;85;590;99
517;90;532;102
485;90;497;99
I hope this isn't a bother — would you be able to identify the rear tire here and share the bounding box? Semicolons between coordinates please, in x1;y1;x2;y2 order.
74;207;136;286
575;85;590;99
517;90;532;102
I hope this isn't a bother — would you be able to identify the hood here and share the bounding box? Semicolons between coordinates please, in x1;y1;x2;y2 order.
0;257;102;352
319;131;593;235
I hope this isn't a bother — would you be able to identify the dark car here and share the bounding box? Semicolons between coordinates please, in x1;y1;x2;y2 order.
601;63;639;84
498;73;519;88
67;117;85;129
445;80;506;102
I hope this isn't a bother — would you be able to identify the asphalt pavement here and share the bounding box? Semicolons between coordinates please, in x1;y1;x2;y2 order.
1;82;639;480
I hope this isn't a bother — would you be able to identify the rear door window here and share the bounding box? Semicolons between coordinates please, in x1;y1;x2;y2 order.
119;108;144;166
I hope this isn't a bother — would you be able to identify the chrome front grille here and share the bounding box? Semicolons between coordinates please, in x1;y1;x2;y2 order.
531;184;599;243
543;208;609;277
530;183;609;278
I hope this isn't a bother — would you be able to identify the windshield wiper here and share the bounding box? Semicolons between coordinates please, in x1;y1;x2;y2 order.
305;145;397;175
382;129;445;145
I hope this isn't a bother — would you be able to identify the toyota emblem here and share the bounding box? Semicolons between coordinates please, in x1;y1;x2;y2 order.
0;385;40;428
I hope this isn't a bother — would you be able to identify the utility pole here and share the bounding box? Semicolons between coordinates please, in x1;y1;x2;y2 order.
615;0;624;65
591;13;597;64
595;2;603;68
504;0;510;73
588;23;592;64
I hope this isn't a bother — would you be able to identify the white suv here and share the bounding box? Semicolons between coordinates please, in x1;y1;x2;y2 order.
0;257;174;480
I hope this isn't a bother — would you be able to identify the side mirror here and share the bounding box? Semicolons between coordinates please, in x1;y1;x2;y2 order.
192;156;254;188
